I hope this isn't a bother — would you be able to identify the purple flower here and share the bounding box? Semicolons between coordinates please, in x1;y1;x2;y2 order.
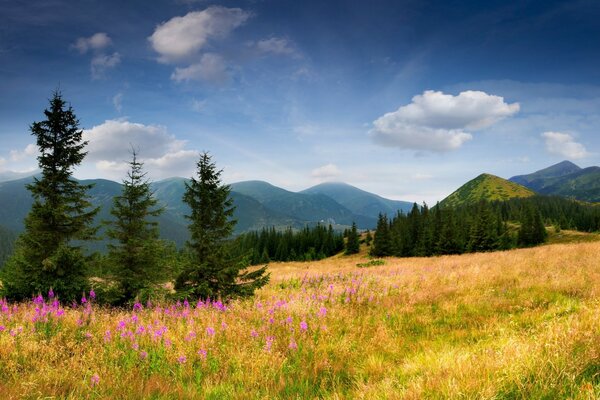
89;290;96;300
318;307;327;317
81;294;87;304
206;327;215;336
48;288;54;298
133;302;142;312
90;373;100;386
288;338;298;350
139;350;148;360
177;355;187;364
250;329;258;338
299;321;308;332
264;336;274;352
197;349;207;360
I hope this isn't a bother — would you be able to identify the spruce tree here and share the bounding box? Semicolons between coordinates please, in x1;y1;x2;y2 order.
106;151;165;304
1;92;98;301
175;152;269;300
345;222;360;255
370;213;392;257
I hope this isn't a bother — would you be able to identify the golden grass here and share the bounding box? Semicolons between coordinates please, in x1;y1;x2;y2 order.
1;241;600;399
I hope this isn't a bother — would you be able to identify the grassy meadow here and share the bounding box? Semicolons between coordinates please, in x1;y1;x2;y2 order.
1;236;600;399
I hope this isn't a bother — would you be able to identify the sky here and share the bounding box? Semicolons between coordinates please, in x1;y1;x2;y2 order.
1;0;600;204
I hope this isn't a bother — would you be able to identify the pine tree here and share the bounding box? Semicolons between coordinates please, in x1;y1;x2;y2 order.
175;152;269;300
370;214;392;257
345;222;360;255
1;92;98;301
364;230;373;246
106;151;165;304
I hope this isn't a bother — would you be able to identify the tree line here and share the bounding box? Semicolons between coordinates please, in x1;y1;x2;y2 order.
370;200;547;258
0;92;268;305
228;224;344;264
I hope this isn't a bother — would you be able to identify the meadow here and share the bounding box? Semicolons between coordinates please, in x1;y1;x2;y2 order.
1;236;600;399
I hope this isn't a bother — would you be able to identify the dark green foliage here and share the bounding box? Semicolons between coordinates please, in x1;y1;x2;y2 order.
370;213;393;257
1;92;97;301
517;204;547;247
345;222;360;255
467;201;499;252
229;224;344;264
364;230;373;246
175;152;269;300
0;225;17;268
105;151;166;304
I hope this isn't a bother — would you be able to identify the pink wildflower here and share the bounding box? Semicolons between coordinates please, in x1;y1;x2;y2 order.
300;321;308;332
90;373;100;386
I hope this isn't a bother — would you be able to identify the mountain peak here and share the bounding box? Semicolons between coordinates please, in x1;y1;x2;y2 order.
441;173;535;208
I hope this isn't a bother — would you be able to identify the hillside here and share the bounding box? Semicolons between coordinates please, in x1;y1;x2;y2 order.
301;182;413;219
440;173;535;208
511;162;600;202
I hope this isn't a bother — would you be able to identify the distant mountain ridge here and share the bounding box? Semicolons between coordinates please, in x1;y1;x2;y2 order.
0;176;414;249
440;173;535;208
509;161;600;202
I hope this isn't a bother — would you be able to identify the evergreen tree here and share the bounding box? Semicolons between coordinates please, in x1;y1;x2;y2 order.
364;230;373;246
370;214;392;257
345;222;360;255
175;152;269;300
106;151;165;304
467;201;498;252
1;92;97;301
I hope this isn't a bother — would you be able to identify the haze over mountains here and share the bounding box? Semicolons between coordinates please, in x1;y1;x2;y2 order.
0;176;414;248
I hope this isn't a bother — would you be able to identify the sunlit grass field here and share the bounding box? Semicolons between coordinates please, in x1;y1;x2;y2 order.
1;237;600;399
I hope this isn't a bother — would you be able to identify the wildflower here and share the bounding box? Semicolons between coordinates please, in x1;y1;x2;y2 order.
288;338;298;350
264;336;274;352
89;290;96;300
81;294;87;304
177;355;187;364
139;350;148;360
133;302;142;312
48;288;54;298
221;321;228;330
250;329;259;338
318;307;327;317
90;373;100;387
285;316;293;324
197;349;207;360
206;326;215;336
300;321;308;332
0;325;4;332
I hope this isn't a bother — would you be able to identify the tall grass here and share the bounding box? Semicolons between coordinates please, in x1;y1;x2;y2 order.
1;241;600;399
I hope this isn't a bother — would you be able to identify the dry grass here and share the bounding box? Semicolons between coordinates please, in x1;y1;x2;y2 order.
1;241;600;399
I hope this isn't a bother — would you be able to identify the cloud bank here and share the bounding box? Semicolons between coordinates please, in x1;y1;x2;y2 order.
541;131;589;159
370;90;520;152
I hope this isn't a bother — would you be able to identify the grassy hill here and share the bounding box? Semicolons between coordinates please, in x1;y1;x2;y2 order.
440;173;535;208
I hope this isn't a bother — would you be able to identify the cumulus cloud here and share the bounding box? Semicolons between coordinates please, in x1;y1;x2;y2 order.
255;37;298;57
91;52;121;79
541;131;589;159
370;90;520;152
73;32;120;79
149;7;250;63
311;163;341;180
73;33;111;53
10;143;37;161
83;120;198;179
171;53;229;83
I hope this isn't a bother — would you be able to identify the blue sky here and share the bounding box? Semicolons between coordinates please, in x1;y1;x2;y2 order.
1;0;600;203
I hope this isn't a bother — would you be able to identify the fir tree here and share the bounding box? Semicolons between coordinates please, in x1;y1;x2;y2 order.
345;222;360;255
370;213;392;257
1;92;98;301
175;152;269;300
106;150;165;304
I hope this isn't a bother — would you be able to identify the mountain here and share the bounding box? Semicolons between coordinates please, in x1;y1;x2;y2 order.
0;170;40;183
510;161;600;202
509;161;582;192
440;173;535;208
301;182;413;219
230;181;376;227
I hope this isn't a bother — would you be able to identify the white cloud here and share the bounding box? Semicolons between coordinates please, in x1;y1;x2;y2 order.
149;7;250;63
82;119;198;179
541;131;589;159
112;92;123;113
255;37;298;57
311;163;341;180
91;52;121;79
9;143;37;161
73;33;111;54
171;53;229;83
370;90;520;152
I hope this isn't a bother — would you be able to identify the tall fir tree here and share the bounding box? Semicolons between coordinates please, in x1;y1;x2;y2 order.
1;92;98;301
175;152;269;300
106;151;165;304
370;213;392;257
345;222;360;255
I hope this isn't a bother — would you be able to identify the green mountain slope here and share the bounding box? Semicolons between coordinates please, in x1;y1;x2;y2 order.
301;182;413;219
440;173;536;208
510;162;600;202
509;161;582;192
230;181;376;227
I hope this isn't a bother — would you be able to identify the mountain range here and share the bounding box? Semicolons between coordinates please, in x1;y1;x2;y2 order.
0;176;415;248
